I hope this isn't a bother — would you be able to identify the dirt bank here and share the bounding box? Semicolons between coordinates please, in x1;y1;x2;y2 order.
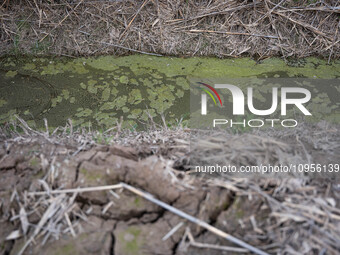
0;121;340;254
1;0;339;59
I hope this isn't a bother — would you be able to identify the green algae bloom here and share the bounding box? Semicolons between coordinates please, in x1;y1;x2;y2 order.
0;55;339;130
5;70;17;78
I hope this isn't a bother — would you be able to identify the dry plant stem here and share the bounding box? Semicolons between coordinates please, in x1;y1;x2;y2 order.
185;227;249;253
328;21;339;64
187;29;279;39
162;221;184;241
29;184;123;196
275;7;340;13
14;115;40;136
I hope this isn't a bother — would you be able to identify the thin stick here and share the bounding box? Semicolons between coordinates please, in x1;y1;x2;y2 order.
64;212;76;237
186;227;249;253
275;7;340;13
328;22;339;64
186;29;279;39
162;222;184;241
121;183;270;255
29;184;123;196
14;115;39;135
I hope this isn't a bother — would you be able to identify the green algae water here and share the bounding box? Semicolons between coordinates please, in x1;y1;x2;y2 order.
0;55;339;130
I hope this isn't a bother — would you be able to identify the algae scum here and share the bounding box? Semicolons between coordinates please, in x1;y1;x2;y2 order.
0;56;339;130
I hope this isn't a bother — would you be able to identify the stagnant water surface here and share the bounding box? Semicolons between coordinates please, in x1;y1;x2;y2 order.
0;56;339;130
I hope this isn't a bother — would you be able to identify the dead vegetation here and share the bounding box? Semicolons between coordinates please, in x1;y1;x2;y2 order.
190;121;340;179
0;117;340;254
0;0;339;59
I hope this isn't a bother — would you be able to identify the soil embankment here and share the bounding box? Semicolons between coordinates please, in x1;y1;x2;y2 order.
0;124;340;254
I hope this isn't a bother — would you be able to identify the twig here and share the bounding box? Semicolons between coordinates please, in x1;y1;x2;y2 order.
185;227;249;253
64;212;76;237
275;7;340;13
162;222;184;241
328;21;339;64
14;115;40;136
186;29;280;39
28;184;123;196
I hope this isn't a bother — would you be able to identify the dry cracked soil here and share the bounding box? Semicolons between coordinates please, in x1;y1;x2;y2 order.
0;138;271;255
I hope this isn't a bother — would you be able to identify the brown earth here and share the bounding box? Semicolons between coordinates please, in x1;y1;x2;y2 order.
0;138;246;255
0;123;340;255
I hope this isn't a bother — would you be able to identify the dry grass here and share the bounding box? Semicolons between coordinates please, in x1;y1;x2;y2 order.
0;0;339;59
189;121;340;179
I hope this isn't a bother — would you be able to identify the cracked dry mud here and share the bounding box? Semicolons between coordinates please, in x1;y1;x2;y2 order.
0;139;271;255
